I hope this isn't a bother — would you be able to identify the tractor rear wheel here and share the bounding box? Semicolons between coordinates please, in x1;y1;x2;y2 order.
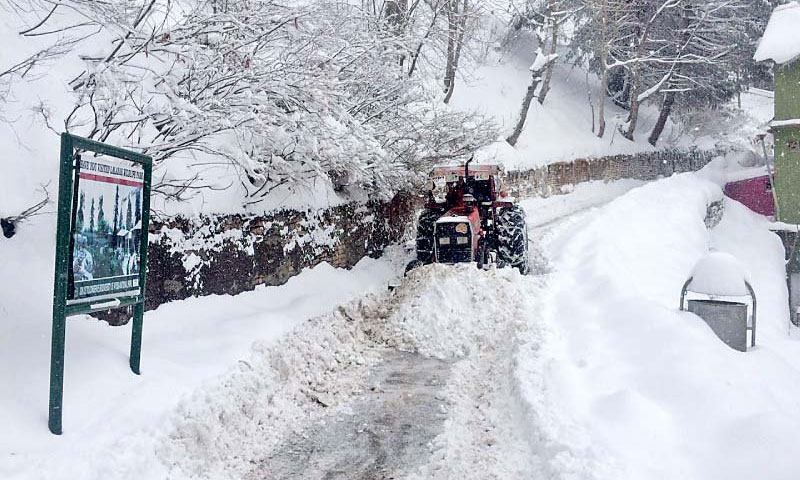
496;205;529;274
415;208;440;263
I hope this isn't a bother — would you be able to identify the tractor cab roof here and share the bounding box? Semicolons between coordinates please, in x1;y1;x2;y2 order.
431;164;503;182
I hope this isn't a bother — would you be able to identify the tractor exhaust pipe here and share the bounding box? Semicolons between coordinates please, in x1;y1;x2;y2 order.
464;155;474;191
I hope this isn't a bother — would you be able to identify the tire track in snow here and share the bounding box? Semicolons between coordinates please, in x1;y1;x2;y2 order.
249;351;451;480
236;264;548;480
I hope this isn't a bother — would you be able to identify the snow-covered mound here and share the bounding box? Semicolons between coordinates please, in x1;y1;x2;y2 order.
151;263;544;480
688;251;751;296
518;170;800;480
0;258;396;480
378;263;536;358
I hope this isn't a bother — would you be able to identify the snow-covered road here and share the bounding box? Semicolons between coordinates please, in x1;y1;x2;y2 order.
155;181;633;480
253;350;452;479
159;263;548;480
0;179;642;480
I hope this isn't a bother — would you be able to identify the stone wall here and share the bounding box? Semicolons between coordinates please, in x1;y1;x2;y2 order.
104;148;724;324
101;192;417;324
505;148;721;197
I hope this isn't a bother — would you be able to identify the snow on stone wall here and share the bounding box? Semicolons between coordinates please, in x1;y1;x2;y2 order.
99;192;417;324
98;148;722;325
505;148;723;198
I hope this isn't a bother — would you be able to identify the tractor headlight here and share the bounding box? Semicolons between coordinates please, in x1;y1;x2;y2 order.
439;237;451;245
456;236;469;245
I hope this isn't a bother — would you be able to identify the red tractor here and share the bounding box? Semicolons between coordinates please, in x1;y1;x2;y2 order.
406;159;529;274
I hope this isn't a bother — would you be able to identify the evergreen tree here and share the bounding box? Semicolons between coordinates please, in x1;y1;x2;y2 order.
112;185;120;247
126;197;133;230
89;198;95;235
97;195;109;235
134;189;141;225
76;192;85;232
568;0;758;141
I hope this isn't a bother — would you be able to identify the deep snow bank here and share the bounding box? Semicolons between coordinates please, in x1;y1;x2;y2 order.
158;263;542;480
519;172;800;480
0;256;395;480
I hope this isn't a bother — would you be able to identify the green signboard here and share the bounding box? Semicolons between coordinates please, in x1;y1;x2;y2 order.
49;133;152;435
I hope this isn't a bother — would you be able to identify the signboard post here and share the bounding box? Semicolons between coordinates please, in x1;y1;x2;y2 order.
49;133;152;435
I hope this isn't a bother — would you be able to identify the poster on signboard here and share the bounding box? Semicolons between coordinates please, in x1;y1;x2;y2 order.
68;156;144;302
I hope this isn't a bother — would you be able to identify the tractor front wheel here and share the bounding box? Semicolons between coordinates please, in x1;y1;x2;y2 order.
476;240;487;269
415;208;440;263
496;205;529;274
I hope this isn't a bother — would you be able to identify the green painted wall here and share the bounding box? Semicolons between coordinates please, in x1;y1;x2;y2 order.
775;61;800;121
774;126;800;223
774;60;800;223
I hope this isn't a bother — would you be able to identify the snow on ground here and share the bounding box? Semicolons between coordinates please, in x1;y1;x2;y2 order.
170;262;548;480
0;253;398;480
521;179;646;229
8;167;800;480
129;263;545;480
517;169;800;480
1;176;636;479
398;265;546;480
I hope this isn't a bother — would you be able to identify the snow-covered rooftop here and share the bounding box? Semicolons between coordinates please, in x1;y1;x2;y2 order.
754;1;800;65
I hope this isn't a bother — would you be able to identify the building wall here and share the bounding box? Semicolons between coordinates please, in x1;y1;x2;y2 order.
723;175;775;217
774;126;800;223
773;60;800;223
774;62;800;121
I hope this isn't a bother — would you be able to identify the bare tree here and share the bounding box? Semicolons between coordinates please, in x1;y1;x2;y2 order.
443;0;470;103
579;0;631;138
506;48;557;146
646;0;745;145
536;0;577;104
1;183;50;238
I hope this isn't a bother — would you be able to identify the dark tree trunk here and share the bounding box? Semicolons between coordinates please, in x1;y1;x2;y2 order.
506;75;541;146
443;1;456;93
648;90;675;146
443;0;467;104
407;7;439;78
537;19;558;105
597;67;608;138
623;67;640;141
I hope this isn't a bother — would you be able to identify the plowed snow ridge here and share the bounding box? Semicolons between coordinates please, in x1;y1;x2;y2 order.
157;264;548;479
151;181;636;480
